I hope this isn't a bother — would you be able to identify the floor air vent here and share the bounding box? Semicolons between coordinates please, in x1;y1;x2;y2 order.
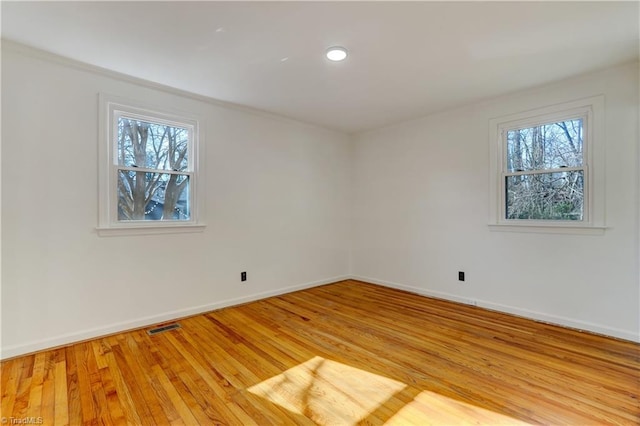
147;323;181;335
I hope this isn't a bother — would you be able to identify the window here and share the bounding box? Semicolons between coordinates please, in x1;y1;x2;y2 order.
98;94;204;235
505;117;585;221
489;96;605;234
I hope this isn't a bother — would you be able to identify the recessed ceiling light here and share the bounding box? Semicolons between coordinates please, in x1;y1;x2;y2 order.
326;46;348;62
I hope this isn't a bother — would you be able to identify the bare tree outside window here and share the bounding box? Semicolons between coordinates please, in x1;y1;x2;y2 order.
505;119;584;220
116;117;191;221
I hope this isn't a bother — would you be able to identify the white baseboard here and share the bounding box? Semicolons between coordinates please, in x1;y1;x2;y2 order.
5;273;635;359
0;275;350;359
350;275;640;343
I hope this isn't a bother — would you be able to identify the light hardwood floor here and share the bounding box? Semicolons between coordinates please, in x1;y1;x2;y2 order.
1;280;639;425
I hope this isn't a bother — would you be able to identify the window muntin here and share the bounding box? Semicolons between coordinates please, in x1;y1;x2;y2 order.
98;94;203;235
505;170;584;221
117;170;191;221
114;113;193;222
117;115;190;171
505;118;583;172
502;116;587;222
489;97;604;233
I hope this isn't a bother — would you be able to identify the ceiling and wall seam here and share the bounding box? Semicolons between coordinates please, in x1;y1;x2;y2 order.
354;59;640;140
5;39;637;141
1;39;346;137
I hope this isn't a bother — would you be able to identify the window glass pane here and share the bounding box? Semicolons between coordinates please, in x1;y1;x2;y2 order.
506;119;582;172
117;117;189;171
506;171;583;220
117;170;190;221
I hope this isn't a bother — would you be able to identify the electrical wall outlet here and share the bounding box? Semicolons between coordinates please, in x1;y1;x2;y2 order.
458;271;465;282
241;271;247;282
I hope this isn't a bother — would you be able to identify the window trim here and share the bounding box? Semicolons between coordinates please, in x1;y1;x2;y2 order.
97;94;205;236
488;96;606;235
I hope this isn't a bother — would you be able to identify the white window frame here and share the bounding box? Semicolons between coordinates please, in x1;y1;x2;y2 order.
98;94;205;236
489;96;606;235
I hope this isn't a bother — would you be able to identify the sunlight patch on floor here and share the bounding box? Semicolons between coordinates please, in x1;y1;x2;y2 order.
247;356;406;424
249;356;535;425
385;389;533;425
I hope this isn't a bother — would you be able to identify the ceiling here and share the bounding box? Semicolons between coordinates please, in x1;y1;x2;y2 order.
2;1;638;134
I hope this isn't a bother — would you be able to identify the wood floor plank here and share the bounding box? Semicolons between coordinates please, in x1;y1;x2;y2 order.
288;291;635;421
40;351;56;426
2;280;639;425
112;334;168;425
26;352;46;420
150;363;199;426
184;318;313;424
63;346;82;425
155;331;244;424
53;360;69;426
1;359;20;419
73;343;100;425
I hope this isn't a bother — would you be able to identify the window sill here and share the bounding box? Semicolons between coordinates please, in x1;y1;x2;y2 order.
96;224;206;237
488;223;606;235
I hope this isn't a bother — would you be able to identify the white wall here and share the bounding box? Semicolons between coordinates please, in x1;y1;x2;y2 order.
2;44;638;359
352;62;639;341
1;44;351;358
